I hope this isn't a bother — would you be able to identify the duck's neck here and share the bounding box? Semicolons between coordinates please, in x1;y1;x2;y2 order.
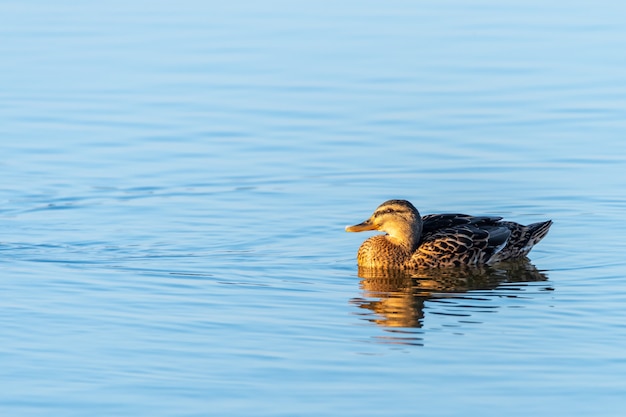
385;218;422;252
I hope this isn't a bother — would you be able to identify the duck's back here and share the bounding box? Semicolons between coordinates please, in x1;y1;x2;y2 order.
421;213;503;238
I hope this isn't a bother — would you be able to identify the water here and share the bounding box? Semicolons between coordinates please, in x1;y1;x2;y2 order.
2;1;626;416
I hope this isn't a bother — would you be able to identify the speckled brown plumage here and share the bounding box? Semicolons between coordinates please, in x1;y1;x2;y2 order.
346;200;552;269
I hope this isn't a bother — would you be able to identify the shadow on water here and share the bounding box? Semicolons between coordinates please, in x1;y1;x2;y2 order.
350;260;552;343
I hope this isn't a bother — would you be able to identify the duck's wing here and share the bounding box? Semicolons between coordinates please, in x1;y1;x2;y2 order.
421;214;503;238
411;224;510;268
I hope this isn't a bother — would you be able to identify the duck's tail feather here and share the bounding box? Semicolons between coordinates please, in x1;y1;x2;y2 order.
523;220;553;255
488;219;552;264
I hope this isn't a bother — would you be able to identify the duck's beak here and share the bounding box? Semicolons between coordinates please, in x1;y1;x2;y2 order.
345;218;377;232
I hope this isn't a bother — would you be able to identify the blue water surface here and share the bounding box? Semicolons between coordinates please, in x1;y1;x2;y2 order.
2;1;626;416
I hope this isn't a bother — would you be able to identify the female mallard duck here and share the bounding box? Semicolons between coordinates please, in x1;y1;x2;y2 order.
346;199;552;269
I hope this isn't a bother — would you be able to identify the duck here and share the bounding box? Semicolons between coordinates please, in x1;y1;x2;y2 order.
345;199;552;269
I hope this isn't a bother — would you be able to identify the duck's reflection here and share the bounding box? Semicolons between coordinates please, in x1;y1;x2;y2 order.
351;260;551;330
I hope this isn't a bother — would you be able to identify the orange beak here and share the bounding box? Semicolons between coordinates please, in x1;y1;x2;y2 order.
345;218;377;232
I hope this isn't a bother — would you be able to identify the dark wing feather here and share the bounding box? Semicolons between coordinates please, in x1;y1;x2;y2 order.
421;214;503;238
411;222;511;268
482;225;511;248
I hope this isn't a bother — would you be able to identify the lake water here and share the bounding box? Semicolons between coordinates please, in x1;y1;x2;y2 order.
2;1;626;416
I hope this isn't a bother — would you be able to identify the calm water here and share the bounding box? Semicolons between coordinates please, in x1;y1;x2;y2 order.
2;1;626;416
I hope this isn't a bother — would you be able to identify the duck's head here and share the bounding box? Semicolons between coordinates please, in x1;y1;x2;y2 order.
345;200;422;248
